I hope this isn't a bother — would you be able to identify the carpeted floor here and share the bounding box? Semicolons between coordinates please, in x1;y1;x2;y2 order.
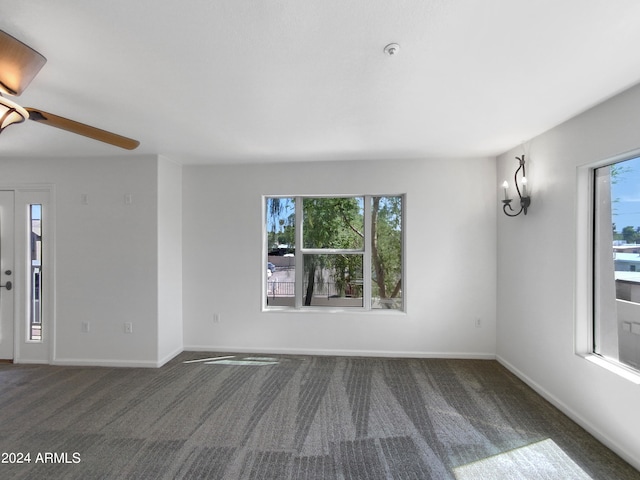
0;352;637;479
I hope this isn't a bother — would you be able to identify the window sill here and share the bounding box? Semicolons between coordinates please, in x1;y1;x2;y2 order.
262;306;407;315
583;354;640;385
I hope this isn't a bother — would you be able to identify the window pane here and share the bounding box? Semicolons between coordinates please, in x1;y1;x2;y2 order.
266;197;295;306
371;196;403;310
302;197;364;249
264;195;405;311
594;158;640;370
29;204;42;341
301;254;363;307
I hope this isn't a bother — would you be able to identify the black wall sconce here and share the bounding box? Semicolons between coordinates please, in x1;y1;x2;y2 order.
501;155;531;217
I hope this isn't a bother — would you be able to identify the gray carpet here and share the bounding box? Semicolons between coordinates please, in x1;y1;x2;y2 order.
0;353;637;479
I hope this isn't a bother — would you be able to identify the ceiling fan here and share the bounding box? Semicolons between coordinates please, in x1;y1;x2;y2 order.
0;29;139;150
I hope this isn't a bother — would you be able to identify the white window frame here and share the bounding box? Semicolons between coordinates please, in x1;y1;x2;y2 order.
576;152;640;384
263;194;405;313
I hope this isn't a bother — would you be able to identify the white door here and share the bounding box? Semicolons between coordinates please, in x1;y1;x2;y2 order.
0;191;14;360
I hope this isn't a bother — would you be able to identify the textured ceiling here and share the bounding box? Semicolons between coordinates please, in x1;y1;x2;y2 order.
1;0;640;164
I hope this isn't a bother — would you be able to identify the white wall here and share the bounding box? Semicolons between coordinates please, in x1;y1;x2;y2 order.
497;83;640;468
157;156;183;364
0;155;161;366
182;157;497;357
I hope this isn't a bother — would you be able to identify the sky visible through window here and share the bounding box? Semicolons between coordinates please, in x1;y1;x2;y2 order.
611;156;640;233
266;198;294;234
31;204;41;221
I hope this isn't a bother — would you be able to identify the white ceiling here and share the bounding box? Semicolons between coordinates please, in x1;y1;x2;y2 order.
1;0;640;165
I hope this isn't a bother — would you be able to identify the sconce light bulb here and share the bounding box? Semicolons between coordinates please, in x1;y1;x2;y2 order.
502;181;509;201
521;176;528;197
521;177;528;186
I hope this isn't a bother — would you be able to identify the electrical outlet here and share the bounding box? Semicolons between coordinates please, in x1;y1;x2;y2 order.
213;313;221;323
82;321;90;333
124;322;133;334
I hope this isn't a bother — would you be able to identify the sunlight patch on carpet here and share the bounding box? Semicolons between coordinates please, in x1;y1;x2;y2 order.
184;355;280;366
205;359;279;366
183;356;236;364
453;439;593;480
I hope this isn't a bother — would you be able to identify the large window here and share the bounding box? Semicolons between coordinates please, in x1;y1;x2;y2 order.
265;195;404;310
593;156;640;372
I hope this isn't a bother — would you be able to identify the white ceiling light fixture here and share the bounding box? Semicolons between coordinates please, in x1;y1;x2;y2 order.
384;43;400;56
0;95;29;134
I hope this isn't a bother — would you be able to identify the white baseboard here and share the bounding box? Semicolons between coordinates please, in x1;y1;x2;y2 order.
496;355;640;472
157;346;184;367
184;345;496;360
12;358;48;365
51;347;184;369
52;358;160;368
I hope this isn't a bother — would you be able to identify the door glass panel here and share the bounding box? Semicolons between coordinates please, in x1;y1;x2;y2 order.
29;205;42;342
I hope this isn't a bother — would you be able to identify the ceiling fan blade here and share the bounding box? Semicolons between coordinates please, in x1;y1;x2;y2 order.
25;108;140;150
0;30;47;96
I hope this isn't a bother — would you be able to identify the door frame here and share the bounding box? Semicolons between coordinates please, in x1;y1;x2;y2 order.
0;185;54;365
0;191;15;361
